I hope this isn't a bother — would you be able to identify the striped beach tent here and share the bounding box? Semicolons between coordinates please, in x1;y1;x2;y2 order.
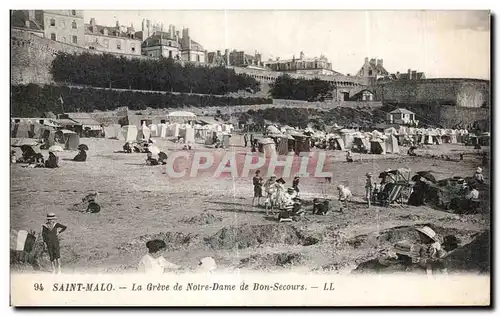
10;229;36;252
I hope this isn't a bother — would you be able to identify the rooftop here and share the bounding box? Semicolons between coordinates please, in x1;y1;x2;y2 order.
390;108;415;115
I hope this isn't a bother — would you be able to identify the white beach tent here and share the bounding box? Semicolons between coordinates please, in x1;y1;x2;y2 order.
122;125;138;142
148;124;158;137
385;134;400;154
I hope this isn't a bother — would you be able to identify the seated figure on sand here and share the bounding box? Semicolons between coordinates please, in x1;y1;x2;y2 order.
45;152;59;169
73;149;87;162
138;239;182;274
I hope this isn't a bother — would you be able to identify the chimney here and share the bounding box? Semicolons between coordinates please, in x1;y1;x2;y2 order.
370;58;376;65
217;50;221;56
364;57;369;63
28;10;35;20
90;18;96;26
408;69;411;80
378;59;383;67
176;31;180;42
116;20;120;28
411;71;417;80
225;49;230;65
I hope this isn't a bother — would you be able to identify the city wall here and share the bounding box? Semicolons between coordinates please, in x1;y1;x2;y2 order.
374;78;490;108
11;28;152;85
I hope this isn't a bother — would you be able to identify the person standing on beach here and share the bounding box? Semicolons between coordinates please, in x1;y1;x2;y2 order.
41;213;67;274
243;133;248;147
252;170;263;207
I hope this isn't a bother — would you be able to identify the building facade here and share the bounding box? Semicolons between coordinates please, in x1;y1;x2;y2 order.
356;57;389;78
84;18;142;55
142;26;206;63
387;108;418;125
264;52;337;76
41;10;85;46
10;10;45;37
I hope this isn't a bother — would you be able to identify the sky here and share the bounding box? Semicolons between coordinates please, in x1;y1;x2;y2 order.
84;10;490;79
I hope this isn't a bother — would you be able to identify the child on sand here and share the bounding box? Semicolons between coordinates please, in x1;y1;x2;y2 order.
41;213;67;274
138;239;182;274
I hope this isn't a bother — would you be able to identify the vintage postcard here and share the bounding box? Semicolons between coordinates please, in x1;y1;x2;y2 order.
9;9;491;306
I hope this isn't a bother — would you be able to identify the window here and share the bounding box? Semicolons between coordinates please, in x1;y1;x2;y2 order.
50;33;56;41
160;120;166;124
131;43;135;52
71;10;76;15
103;39;109;48
50;18;56;26
368;70;373;76
197;55;200;62
116;41;121;50
72;36;77;44
89;46;95;50
72;21;77;29
168;41;171;46
168;50;172;58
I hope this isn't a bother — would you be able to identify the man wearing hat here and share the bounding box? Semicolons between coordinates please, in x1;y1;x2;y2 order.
473;167;484;184
416;226;447;275
41;213;67;274
365;173;374;208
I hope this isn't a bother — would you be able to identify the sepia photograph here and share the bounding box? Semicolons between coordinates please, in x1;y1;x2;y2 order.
9;7;491;306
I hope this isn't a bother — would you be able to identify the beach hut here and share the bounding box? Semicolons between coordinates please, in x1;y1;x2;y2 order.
272;135;290;156
385;134;400;154
221;132;231;148
340;130;354;149
258;138;277;157
179;126;195;144
292;134;310;153
104;124;122;139
370;138;386;154
55;129;80;150
11;122;31;138
122;125;138;143
137;124;151;142
148;124;158;137
158;123;168;138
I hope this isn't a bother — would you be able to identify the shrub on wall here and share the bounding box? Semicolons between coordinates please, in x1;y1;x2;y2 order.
269;74;335;101
10;84;272;117
50;52;261;95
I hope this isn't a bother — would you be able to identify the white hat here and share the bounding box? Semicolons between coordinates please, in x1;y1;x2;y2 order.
476;167;482;173
337;184;344;190
416;226;438;241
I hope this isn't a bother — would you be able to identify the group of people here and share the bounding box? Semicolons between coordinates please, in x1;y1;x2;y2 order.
12;149;60;169
12;144;89;169
252;171;302;220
